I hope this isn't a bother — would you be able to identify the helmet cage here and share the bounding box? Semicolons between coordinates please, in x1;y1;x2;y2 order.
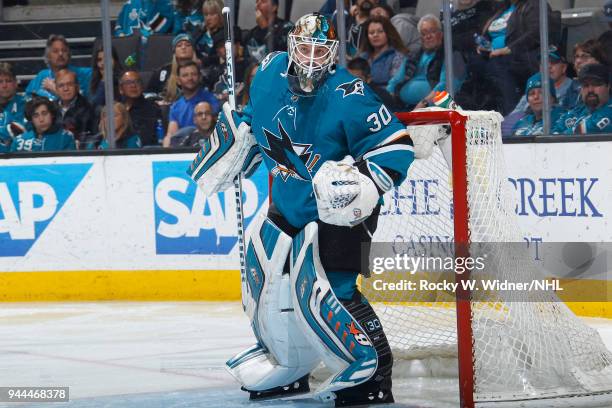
287;34;338;93
288;34;338;78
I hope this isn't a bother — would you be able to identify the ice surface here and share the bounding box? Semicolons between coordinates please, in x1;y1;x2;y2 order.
0;302;610;408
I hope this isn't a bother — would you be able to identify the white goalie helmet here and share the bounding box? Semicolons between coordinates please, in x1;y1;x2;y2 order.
287;13;339;95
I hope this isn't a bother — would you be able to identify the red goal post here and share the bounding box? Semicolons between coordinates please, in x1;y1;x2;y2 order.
368;108;612;408
396;110;475;408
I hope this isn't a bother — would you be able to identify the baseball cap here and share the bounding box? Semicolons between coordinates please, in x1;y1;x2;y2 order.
172;33;194;51
525;72;556;98
538;46;566;64
578;63;610;84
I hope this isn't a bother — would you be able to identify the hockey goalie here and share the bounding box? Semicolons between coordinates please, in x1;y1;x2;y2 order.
187;13;439;406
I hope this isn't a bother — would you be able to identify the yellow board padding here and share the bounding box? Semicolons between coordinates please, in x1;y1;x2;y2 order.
1;271;611;319
0;270;241;302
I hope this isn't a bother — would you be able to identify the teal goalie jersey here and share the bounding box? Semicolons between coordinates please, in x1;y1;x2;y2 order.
241;52;414;229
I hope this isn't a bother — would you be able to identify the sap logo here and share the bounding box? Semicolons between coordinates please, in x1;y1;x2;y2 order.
0;164;92;257
153;161;268;255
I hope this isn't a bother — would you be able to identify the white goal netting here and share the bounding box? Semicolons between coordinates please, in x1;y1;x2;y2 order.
366;109;612;405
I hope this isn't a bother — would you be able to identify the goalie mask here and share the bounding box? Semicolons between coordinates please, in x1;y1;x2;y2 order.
287;13;338;95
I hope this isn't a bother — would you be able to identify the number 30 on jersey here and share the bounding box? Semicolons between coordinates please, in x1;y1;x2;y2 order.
367;105;392;132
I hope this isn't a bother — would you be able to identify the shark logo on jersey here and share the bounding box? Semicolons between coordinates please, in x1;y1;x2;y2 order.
336;79;365;98
346;322;372;347
261;121;321;182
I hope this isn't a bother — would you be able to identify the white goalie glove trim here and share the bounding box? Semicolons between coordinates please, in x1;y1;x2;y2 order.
312;159;379;227
189;102;256;196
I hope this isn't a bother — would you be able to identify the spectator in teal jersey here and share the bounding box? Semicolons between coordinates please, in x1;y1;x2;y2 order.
172;0;203;35
243;0;293;62
553;64;612;134
560;40;609;110
388;14;465;110
194;0;225;64
11;97;76;152
0;62;27;153
88;102;142;149
511;72;565;136
26;35;92;101
114;0;174;37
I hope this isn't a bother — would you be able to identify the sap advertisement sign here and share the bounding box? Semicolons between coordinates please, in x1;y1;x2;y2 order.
0;143;609;272
152;161;268;255
0;163;91;257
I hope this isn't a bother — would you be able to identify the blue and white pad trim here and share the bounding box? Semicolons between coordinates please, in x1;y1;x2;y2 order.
291;222;379;398
226;215;320;391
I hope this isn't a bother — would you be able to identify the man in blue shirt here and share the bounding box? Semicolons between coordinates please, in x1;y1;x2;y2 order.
163;60;219;146
0;62;27;153
25;35;92;101
553;63;612;134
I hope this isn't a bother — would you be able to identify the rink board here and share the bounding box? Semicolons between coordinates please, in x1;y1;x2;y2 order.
0;143;611;315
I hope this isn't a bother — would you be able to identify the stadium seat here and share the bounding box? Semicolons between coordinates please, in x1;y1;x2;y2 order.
415;0;442;17
93;35;141;71
572;0;606;7
563;7;609;61
141;34;174;72
285;0;326;22
139;70;154;91
549;0;571;11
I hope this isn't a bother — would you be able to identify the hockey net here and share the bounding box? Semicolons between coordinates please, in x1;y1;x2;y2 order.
364;108;612;406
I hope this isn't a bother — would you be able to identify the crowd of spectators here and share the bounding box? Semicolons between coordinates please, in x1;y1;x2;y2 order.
1;0;611;154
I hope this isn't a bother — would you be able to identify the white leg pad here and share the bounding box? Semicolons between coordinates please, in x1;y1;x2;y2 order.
290;222;379;398
226;214;320;391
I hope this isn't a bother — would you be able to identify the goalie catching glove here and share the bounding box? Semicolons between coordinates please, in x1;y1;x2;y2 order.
313;158;395;227
187;102;260;196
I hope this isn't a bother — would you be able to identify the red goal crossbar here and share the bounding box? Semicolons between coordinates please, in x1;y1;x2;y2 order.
396;110;475;408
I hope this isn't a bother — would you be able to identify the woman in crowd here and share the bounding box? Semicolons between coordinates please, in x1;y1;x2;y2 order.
147;33;201;103
470;0;553;115
194;0;225;64
11;97;75;152
359;15;408;88
89;42;123;109
347;0;376;57
449;0;496;59
561;39;609;109
89;102;141;149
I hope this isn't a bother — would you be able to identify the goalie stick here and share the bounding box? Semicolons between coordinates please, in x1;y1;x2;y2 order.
223;6;248;310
